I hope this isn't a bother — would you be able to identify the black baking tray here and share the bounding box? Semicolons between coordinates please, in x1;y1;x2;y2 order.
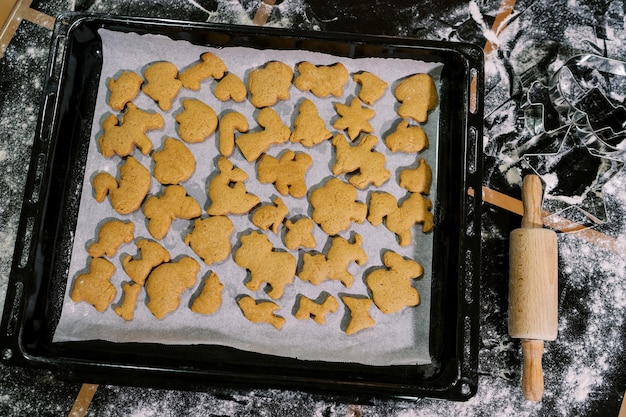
0;13;483;401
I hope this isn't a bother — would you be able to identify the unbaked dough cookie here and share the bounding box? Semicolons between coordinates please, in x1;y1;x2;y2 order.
332;134;390;189
309;178;367;236
143;185;202;240
190;272;224;315
399;158;432;194
122;239;170;286
290;99;332;147
175;98;218;143
234;231;296;300
294;62;349;98
98;103;164;157
152;137;195;185
333;97;375;141
87;219;134;258
207;157;259;216
142;61;182;111
341;295;375;335
145;256;200;320
180;52;227;91
71;257;117;312
366;251;423;314
294;293;339;325
394;73;438;123
218;111;248;157
184;215;234;265
214;72;247;102
235;107;291;162
237;295;285;329
248;61;293;108
384;120;429;153
352;71;388;105
107;70;143;111
257;150;312;198
93;156;151;215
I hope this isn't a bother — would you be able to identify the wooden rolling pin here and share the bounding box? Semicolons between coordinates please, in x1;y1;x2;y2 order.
508;175;558;402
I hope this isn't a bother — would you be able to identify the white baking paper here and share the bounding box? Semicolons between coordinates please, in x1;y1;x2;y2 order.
52;28;443;366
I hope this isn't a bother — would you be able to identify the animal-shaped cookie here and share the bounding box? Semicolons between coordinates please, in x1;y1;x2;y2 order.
70;257;117;312
394;73;439;123
145;256;200;319
290;99;332;147
365;251;423;314
175;98;218;143
399;158;432;194
298;234;367;288
218;111;248;157
206;157;259;216
333;97;375;141
352;71;388;105
180;52;227;91
214;72;247;102
368;191;434;246
332;134;390;189
235;107;291;162
257;150;312;198
142;61;182;111
142;185;201;240
190;272;224;315
152;137;195;184
247;61;293;108
184;215;234;265
284;217;316;250
87;219;134;258
237;295;285;329
341;295;375;335
122;239;170;286
251;197;288;234
107;70;143;111
92;156;151;214
98;103;164;157
309;178;367;236
294;293;339;325
384;120;429;153
113;282;142;321
234;231;296;300
294;62;349;97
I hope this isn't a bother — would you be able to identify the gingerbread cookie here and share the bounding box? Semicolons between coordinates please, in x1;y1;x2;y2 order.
257;150;312;198
145;256;200;320
235;107;291;162
218;111;248;157
234;231;296;300
180;52;227;91
247;61;293;108
309;178;367;236
298;234;367;288
107;70;143;111
98;103;164;157
152;137;195;184
93;156;151;215
290;99;332;147
214;72;247;102
352;71;388;105
207;157;259;216
190;272;224;315
366;251;423;314
341;295;375;335
294;62;349;98
333;97;375;141
122;239;170;286
142;61;182;111
394;73;438;123
251;197;288;234
71;257;117;312
113;282;142;321
294;293;339;325
87;219;134;258
368;191;434;246
175;98;218;144
332;134;390;189
384;120;429;153
143;185;201;240
237;295;285;329
399;158;432;194
184;215;234;265
284;217;316;250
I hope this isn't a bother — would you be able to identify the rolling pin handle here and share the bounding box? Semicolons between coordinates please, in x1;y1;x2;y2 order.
521;339;544;402
521;175;544;229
